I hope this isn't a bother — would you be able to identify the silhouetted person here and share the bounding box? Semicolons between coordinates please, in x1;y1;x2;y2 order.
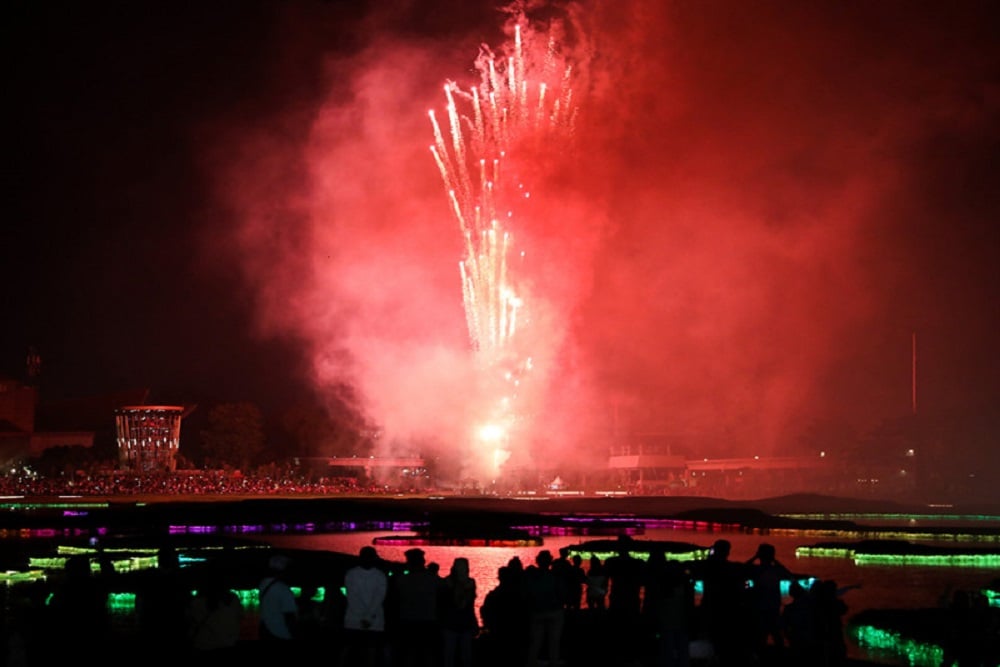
296;582;328;652
694;539;750;667
46;554;110;663
606;539;645;618
136;545;190;660
523;550;565;667
782;580;818;664
439;557;477;667
393;548;441;667
605;538;646;662
812;579;848;667
585;556;608;610
258;554;299;642
390;549;441;667
644;553;695;667
745;542;791;660
561;552;587;610
340;546;388;667
186;564;242;664
481;565;527;666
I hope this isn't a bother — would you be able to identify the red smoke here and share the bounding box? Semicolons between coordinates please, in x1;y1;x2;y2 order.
205;0;1000;479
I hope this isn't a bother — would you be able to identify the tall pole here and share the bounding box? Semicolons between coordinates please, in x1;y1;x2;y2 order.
912;332;917;416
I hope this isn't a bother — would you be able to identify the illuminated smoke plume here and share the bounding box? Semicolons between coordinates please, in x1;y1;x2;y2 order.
429;20;580;481
211;4;602;488
210;0;999;491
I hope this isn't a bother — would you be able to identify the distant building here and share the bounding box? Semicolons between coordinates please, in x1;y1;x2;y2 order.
0;375;179;470
604;431;834;496
0;377;96;463
114;405;189;473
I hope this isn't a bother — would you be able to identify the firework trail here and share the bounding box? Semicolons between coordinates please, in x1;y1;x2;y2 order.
430;23;576;359
429;19;578;479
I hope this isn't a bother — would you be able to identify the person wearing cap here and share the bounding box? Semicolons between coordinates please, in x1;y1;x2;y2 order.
258;553;298;642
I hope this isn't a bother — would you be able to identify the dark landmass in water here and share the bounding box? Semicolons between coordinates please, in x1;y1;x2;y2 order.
8;491;999;535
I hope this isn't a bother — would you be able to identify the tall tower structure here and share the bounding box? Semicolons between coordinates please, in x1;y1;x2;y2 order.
114;405;185;472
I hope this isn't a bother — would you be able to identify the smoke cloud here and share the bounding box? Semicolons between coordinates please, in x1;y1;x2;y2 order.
206;0;1000;480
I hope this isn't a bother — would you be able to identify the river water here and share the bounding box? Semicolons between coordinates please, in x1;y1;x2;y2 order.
263;526;997;665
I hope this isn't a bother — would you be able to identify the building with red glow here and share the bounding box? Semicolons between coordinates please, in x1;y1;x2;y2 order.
114;405;189;473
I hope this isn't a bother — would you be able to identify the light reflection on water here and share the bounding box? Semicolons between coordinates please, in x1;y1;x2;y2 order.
264;527;996;664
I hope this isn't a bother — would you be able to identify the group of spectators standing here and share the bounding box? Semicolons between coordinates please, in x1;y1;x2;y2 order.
249;538;858;667
0;532;867;667
6;544;245;667
8;517;999;666
252;545;480;667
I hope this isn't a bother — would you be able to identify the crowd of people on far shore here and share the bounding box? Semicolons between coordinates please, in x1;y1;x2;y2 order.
0;469;386;497
0;467;873;501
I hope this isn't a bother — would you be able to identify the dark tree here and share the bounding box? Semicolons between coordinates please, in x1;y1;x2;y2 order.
200;402;266;471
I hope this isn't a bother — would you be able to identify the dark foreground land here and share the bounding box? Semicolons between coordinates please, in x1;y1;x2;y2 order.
81;623;887;667
5;492;998;667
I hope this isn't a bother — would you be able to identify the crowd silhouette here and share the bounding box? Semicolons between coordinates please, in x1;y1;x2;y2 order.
3;537;998;667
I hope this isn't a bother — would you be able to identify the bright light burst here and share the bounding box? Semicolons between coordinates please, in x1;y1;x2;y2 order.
429;19;577;480
429;23;576;358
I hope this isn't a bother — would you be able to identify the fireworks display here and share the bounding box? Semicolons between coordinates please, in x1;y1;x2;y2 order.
9;0;999;502
430;23;576;358
430;20;578;479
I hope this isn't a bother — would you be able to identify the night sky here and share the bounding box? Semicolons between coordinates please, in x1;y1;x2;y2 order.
6;1;999;472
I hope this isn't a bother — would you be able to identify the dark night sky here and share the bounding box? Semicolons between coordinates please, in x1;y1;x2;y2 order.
5;1;999;469
6;0;483;408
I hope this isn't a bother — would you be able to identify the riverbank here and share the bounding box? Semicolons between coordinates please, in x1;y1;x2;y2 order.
5;492;998;666
7;491;1000;535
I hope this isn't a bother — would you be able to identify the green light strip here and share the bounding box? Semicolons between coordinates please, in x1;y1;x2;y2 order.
108;592;136;613
0;570;47;585
795;546;854;558
781;512;1000;522
796;545;1000;567
854;553;1000;568
565;548;709;562
68;586;331;615
29;555;161;573
780;527;1000;543
0;502;111;510
58;546;158;555
851;624;944;667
